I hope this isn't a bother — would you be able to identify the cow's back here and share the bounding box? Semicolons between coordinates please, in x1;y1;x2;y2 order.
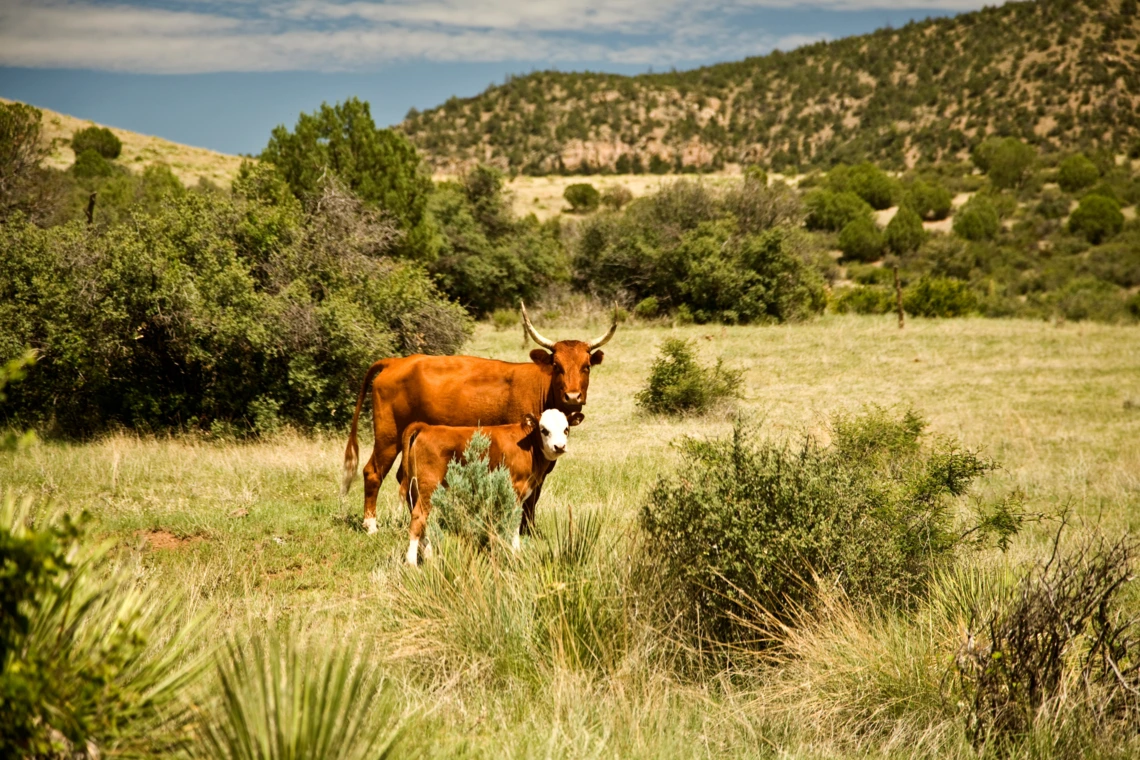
376;354;546;429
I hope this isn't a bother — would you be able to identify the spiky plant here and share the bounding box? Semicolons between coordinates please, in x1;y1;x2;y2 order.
196;631;406;760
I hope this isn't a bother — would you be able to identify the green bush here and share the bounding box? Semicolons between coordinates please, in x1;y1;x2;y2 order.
71;148;112;179
429;168;567;316
0;167;471;436
633;295;659;319
1083;236;1140;288
563;183;601;213
972;137;1035;189
903;276;977;317
885;205;926;255
261;98;435;260
1036;188;1071;219
1068;195;1124;244
904;179;952;221
638;408;1014;649
953;195;1001;241
600;184;633;210
1057;154;1099;193
804;189;873;231
1;496;203;757
827;163;897;210
490;308;519;330
635;338;742;415
838;217;884;262
832;285;895;314
430;431;522;552
1042;277;1133;323
70;126;121;160
572;181;823;323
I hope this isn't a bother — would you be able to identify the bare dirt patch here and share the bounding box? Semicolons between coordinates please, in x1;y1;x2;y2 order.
137;529;203;551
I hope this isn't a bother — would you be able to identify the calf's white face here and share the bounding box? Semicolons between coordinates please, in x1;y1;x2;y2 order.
537;409;570;461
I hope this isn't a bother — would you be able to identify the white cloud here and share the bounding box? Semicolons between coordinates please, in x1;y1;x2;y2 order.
0;0;1005;74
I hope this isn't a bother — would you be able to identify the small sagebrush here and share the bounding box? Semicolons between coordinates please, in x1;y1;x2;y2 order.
635;338;742;415
430;431;521;551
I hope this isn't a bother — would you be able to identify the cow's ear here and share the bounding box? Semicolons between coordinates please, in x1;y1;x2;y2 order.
589;350;604;366
522;414;538;433
530;348;553;366
567;411;585;427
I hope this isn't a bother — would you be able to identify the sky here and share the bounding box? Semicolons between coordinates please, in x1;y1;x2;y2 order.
0;0;1007;156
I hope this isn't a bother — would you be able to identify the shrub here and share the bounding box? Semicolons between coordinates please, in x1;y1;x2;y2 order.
804;189;873;231
261;98;435;260
633;295;659;319
838;217;884;262
885;205;926;255
638;408;1013;649
1036;188;1071;219
635;338;741;415
71;148;112;179
563;183;601;213
1068;195;1124;245
600;184;633;210
953;195;1000;241
1083;236;1140;288
429;170;567;316
1042;277;1132;322
0;496;203;757
1057;154;1099;193
956;532;1140;749
490;308;519;330
0;170;471;436
972;137;1035;189
832;285;895;314
430;431;522;552
905;179;953;221
903;276;977;317
1;102;66;226
71;126;121;159
828;163;897;209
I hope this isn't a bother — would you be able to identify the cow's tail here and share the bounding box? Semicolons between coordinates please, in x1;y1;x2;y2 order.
406;429;421;512
342;359;386;498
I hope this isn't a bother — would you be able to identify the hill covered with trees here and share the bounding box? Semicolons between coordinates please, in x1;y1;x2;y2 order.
400;0;1140;174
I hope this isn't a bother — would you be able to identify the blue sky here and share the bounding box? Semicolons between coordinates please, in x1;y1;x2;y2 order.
0;1;1005;155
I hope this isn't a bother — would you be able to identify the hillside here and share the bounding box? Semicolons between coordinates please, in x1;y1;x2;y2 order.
399;0;1140;174
2;97;244;187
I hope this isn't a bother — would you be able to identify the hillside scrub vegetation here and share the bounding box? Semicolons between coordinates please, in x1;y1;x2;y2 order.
70;126;122;160
399;0;1140;174
635;338;742;415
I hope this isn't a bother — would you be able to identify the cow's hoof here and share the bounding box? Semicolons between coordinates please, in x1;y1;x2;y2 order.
422;542;434;561
405;538;420;566
363;517;378;535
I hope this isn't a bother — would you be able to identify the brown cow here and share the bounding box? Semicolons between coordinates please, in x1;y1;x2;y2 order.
343;304;616;534
397;408;581;564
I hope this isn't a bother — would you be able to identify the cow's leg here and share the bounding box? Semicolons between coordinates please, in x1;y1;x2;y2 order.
520;482;543;537
362;417;400;535
407;501;428;566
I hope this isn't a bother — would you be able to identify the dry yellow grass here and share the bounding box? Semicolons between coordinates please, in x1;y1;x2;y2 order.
3;97;245;187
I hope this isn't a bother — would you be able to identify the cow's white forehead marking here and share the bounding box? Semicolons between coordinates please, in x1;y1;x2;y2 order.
538;409;569;460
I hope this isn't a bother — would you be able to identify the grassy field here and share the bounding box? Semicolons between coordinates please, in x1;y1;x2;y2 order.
4;314;1140;756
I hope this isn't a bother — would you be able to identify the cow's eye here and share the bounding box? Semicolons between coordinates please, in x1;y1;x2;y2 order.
553;364;563;374
541;427;548;435
582;365;590;373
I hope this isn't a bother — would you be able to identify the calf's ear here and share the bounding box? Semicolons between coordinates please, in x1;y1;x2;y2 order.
522;414;538;433
567;411;585;426
530;349;553;366
589;350;604;366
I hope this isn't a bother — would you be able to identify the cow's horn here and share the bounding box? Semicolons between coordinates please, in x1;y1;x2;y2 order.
587;305;619;351
520;302;556;349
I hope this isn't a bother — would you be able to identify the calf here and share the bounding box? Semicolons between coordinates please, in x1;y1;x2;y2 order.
397;408;580;565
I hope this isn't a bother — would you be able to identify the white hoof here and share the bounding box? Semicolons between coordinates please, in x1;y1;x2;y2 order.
363;517;378;535
406;538;420;566
511;531;521;552
422;541;434;561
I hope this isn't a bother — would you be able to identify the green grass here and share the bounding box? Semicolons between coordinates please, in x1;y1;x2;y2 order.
3;314;1140;757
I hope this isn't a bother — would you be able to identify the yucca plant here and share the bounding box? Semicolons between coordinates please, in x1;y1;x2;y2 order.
196;631;406;760
1;494;206;758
